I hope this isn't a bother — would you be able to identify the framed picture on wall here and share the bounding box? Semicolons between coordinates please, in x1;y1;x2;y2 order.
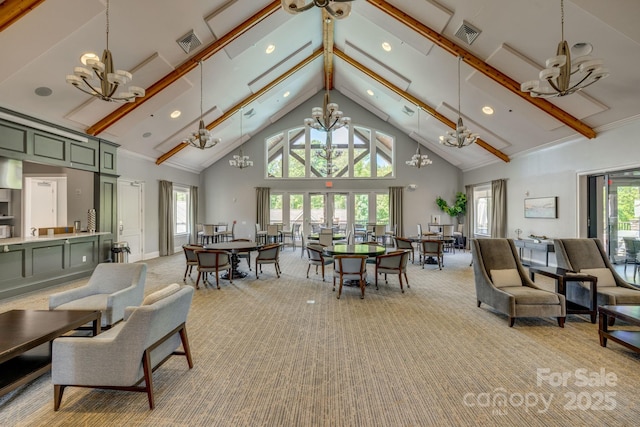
524;197;558;218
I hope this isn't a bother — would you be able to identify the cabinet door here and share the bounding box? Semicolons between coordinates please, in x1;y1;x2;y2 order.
0;121;28;157
69;140;98;172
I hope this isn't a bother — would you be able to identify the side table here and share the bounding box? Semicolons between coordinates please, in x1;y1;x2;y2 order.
529;266;598;323
598;305;640;354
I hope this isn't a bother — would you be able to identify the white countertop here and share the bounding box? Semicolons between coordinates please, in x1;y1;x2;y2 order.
0;231;111;246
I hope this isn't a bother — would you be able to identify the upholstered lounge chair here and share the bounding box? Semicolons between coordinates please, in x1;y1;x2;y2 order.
471;239;566;327
554;238;640;308
52;283;194;410
49;263;147;328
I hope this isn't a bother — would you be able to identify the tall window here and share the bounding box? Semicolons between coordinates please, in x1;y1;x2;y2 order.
173;186;190;235
270;194;283;223
376;193;390;225
266;124;395;179
473;184;492;236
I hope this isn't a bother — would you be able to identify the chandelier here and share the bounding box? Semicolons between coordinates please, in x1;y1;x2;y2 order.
229;109;254;169
304;89;351;132
185;61;219;150
406;107;432;168
281;0;353;20
439;56;478;148
520;0;608;98
315;137;342;176
66;0;145;103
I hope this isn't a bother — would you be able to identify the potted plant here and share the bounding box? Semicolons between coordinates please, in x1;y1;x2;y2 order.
436;192;467;222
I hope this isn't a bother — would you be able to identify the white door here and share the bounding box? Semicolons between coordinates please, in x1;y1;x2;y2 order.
117;180;144;262
24;178;57;236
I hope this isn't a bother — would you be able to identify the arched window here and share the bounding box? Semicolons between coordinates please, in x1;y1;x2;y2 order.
266;124;395;179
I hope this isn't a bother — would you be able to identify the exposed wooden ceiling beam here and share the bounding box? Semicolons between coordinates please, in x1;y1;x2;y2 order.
0;0;46;32
156;48;324;165
322;9;334;90
334;48;510;163
88;0;281;137
366;0;596;140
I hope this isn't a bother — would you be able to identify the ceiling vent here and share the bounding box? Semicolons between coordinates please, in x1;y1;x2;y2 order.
454;21;481;45
176;30;202;54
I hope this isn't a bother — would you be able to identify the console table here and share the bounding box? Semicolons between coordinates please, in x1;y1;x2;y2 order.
514;238;555;266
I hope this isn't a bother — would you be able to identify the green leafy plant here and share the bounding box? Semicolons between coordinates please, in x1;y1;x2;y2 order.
436;192;467;217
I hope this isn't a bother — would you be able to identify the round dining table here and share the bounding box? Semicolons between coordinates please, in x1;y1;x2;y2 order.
323;244;386;257
204;241;260;279
307;234;347;241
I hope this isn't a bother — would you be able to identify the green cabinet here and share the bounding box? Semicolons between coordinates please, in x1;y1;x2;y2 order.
0;120;29;158
100;140;118;174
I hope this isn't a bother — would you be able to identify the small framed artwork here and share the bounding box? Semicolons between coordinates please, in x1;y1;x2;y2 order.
524;197;558;219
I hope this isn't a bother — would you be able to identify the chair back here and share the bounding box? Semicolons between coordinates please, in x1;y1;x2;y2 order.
90;263;147;294
623;237;639;258
417;224;423;236
182;244;202;264
471;239;520;273
195;249;231;269
421;240;443;257
334;255;367;278
203;224;216;237
374;224;386;237
376;250;404;270
442;224;454;237
319;232;333;247
394;237;413;251
257;243;280;261
553;238;609;272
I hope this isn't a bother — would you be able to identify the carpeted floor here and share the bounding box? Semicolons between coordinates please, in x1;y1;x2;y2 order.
1;246;639;426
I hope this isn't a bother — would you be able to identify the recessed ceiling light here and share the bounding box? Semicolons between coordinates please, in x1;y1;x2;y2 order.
381;42;392;52
80;52;99;65
366;89;374;96
142;132;152;138
482;106;494;115
170;110;181;119
283;91;290;98
35;87;52;97
265;44;276;54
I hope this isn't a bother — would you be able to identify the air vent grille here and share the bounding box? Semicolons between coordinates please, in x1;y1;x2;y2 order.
177;30;202;54
454;21;481;45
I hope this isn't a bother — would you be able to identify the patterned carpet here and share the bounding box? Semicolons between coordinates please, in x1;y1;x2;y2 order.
1;245;639;426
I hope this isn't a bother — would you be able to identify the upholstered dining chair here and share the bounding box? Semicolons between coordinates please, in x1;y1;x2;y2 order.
472;238;566;327
384;224;397;247
194;249;233;289
333;255;368;299
373;224;386;245
306;243;333;281
375;250;410;293
255;243;281;278
202;224;216;244
554;238;640;309
266;224;280;244
182;244;202;281
221;221;236;242
255;223;267;245
49;263;147;328
420;240;444;270
394;237;415;264
52;283;194;410
319;228;334;247
622;237;640;280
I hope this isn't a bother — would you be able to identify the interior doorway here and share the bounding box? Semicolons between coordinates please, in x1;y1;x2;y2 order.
23;176;66;236
117;179;144;262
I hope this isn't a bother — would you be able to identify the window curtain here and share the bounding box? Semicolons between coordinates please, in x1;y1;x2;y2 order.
256;187;270;234
465;184;474;249
389;186;403;238
190;185;198;244
159;180;174;256
491;179;507;238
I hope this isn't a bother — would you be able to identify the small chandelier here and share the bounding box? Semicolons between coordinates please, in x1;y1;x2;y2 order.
66;0;145;103
229;109;254;169
185;61;219;150
304;88;351;132
406;107;432;168
315;139;342;176
439;56;478;148
281;0;353;20
520;0;609;98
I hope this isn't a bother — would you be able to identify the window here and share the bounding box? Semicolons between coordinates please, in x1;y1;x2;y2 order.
270;194;283;223
266;124;395;179
473;184;491;236
376;193;390;225
173;186;190;235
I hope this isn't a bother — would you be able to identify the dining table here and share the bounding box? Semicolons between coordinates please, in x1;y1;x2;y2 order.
204;241;260;279
307;233;347;242
323;244;386;257
406;235;452;264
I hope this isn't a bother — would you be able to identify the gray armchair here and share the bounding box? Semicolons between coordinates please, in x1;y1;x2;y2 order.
471;239;566;327
554;238;640;307
49;263;147;328
52;283;194;410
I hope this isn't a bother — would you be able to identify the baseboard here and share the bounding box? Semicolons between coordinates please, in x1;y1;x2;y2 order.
144;251;160;260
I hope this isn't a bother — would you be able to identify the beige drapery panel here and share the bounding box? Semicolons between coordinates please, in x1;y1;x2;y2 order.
465;184;474;249
256;187;270;235
389;186;404;238
159;180;174;256
491;179;507;238
190;185;198;244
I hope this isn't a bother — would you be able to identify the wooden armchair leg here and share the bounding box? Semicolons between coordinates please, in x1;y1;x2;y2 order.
557;317;565;328
53;384;65;411
179;326;194;369
142;349;155;410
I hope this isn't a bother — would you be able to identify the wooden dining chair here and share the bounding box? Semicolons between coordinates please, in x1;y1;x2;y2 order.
375;250;410;293
394;237;415;264
420;240;444;270
306;244;333;281
333;255;368;299
194;249;233;289
182;244;202;281
255;244;281;279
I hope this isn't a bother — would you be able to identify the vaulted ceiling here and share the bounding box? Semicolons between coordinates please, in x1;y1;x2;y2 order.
2;0;639;173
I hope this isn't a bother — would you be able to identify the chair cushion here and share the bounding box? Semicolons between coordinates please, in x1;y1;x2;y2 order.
490;269;521;288
143;283;181;305
580;268;617;287
598;287;640;304
500;286;561;305
55;294;110;311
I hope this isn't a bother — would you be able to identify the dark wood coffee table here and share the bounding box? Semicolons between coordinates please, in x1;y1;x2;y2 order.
0;309;101;397
598;305;640;354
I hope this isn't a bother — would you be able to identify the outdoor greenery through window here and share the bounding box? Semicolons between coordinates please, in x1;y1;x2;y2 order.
173;186;190;235
266;124;395;179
